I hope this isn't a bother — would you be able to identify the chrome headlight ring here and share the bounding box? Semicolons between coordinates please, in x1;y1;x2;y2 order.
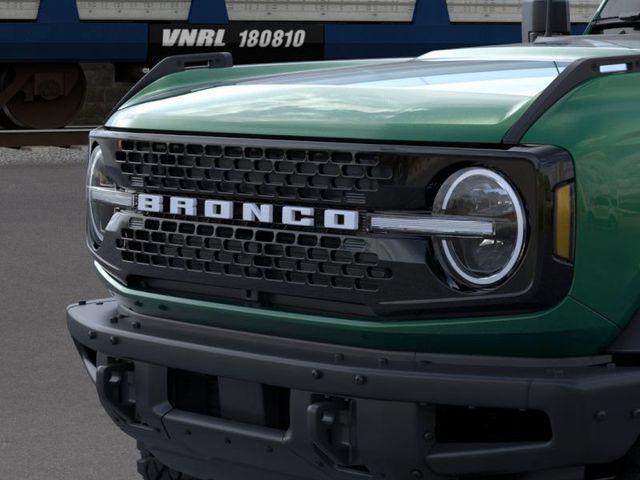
87;146;133;246
433;167;526;287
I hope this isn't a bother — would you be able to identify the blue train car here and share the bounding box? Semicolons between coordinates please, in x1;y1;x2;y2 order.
0;0;597;128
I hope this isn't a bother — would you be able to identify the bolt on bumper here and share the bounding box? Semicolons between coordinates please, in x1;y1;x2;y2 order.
68;299;640;479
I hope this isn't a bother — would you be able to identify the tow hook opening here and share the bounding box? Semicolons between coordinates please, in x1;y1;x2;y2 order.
97;360;138;426
306;395;438;479
307;396;370;474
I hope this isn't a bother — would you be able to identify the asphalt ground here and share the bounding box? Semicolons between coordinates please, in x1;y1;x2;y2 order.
0;148;138;479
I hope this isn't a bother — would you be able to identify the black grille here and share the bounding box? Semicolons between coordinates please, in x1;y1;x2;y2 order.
116;140;394;204
117;218;393;293
93;133;575;319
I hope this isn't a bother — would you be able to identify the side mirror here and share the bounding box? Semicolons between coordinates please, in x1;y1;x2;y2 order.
522;0;571;43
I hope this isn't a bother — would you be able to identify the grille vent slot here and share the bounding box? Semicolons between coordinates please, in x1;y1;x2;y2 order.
116;141;394;205
116;218;393;292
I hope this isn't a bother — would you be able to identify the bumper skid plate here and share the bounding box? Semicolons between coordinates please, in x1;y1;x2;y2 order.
68;300;640;480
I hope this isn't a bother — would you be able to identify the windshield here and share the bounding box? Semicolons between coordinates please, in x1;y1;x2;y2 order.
599;0;640;18
590;0;640;32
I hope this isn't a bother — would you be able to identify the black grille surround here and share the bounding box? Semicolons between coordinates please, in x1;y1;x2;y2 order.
92;129;575;320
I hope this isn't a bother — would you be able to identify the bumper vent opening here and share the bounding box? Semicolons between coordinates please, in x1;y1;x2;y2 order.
167;369;291;431
435;405;552;443
168;368;221;418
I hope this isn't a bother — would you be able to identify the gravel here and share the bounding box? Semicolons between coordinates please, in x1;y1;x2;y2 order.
0;146;88;166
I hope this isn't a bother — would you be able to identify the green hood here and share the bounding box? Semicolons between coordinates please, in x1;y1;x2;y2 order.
107;44;638;144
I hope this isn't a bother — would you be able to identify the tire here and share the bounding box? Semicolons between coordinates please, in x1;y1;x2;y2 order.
0;63;87;129
137;445;199;480
0;110;19;129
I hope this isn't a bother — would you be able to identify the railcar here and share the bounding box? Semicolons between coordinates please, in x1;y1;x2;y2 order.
0;0;597;128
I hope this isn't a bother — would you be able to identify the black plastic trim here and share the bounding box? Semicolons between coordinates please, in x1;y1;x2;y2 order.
68;299;640;480
90;129;575;320
503;54;640;145
108;52;234;118
102;125;510;150
93;127;508;156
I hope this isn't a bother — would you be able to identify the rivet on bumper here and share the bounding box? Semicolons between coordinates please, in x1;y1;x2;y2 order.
354;375;367;385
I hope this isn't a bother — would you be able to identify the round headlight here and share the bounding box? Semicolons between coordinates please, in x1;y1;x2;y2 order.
433;168;526;287
87;146;132;245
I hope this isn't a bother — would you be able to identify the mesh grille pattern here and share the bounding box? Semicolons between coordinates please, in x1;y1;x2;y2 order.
116;140;394;204
116;218;393;292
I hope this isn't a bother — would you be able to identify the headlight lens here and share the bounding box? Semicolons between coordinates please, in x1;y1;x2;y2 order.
87;146;132;245
433;168;526;287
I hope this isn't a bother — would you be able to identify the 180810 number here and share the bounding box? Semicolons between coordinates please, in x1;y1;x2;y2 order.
238;29;307;48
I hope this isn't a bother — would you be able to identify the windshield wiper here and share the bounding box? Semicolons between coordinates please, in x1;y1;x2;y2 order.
594;11;640;23
618;11;640;21
590;12;640;32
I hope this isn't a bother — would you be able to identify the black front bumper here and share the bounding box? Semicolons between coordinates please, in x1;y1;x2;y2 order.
68;300;640;480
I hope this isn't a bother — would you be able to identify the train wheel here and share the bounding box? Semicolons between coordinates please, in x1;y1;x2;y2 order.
0;63;87;129
0;66;19;128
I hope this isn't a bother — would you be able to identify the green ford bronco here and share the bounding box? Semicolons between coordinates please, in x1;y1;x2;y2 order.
68;0;640;478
